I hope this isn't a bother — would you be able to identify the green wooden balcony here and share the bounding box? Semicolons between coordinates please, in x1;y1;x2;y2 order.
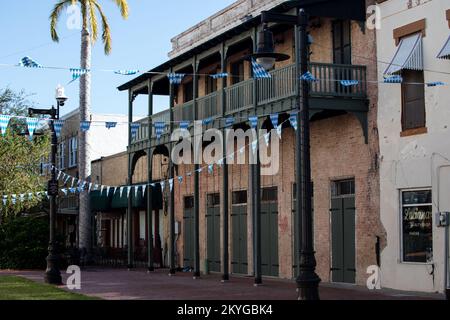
130;62;368;148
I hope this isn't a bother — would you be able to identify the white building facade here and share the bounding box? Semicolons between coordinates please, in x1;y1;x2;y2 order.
377;0;450;293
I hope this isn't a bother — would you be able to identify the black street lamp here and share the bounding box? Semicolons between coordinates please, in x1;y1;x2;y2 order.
246;8;321;300
29;85;68;285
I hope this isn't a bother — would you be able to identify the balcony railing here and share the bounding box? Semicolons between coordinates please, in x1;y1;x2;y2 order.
225;79;254;114
309;63;367;98
173;100;194;122
131;109;170;144
130;62;366;145
58;194;78;210
198;91;222;120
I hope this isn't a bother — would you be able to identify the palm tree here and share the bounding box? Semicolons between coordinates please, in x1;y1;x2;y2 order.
50;0;129;258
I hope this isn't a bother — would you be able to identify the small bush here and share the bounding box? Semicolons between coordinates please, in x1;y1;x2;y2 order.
0;215;50;269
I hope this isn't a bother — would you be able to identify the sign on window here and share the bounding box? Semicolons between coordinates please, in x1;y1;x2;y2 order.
401;190;433;263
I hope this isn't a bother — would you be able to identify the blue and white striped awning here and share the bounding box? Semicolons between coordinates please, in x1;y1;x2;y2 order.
437;35;450;60
384;33;423;75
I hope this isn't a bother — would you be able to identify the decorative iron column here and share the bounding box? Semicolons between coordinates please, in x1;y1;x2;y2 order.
147;81;154;272
252;27;262;286
44;106;62;285
295;8;321;300
169;69;176;275
221;42;230;282
193;56;201;279
127;89;134;269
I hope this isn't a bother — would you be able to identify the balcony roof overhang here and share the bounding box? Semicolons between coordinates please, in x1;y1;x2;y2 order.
117;0;366;92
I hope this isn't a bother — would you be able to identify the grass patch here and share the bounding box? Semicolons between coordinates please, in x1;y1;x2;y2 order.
0;275;98;300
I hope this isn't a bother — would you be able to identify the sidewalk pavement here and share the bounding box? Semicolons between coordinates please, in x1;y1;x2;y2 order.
1;268;444;300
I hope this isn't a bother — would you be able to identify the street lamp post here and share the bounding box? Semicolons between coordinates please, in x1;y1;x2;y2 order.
246;8;321;300
29;85;67;285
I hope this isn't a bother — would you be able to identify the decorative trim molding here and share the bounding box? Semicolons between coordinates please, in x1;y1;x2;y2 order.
446;9;450;28
393;19;426;45
400;127;428;137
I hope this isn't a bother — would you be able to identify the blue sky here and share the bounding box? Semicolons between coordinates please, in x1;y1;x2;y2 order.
0;0;235;117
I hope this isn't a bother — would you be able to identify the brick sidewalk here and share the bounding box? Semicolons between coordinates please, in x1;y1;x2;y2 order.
1;268;444;300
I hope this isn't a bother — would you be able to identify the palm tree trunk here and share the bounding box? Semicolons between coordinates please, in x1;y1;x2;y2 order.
78;27;92;260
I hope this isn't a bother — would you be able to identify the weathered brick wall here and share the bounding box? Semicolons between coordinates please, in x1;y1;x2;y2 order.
169;12;383;284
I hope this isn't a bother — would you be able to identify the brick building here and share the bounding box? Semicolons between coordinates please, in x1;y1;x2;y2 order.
118;0;384;287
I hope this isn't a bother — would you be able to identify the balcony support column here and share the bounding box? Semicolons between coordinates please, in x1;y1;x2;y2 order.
220;42;230;282
147;81;154;272
251;26;262;286
193;55;201;279
169;68;176;276
127;89;135;269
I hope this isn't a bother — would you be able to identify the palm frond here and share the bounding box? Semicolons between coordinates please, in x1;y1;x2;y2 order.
93;1;112;55
88;0;99;42
111;0;129;19
49;0;75;42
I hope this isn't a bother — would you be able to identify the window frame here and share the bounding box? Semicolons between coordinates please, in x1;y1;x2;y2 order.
58;141;66;169
68;136;78;168
399;188;433;265
400;68;426;134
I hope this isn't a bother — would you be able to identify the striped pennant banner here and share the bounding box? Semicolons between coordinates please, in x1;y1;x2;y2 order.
0;115;12;136
18;56;42;68
179;121;190;130
289;113;298;131
270;113;279;129
26;117;39;140
142;185;147;197
52;120;64;138
210;73;228;79
340;80;359;87
383;75;402;83
70;68;89;82
225;117;235;127
251;59;271;78
154;122;165;140
264;132;270;146
114;69;139;76
251;140;258;154
169;179;174;192
131;123;140;138
105;122;117;129
249;116;258;129
276;124;282;137
300;71;318;82
167;73;185;85
202;118;212;126
80;121;91;132
426;81;446;87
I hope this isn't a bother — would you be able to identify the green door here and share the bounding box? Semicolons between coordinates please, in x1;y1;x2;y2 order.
261;187;279;277
183;196;194;268
231;190;247;274
206;193;220;272
330;180;355;284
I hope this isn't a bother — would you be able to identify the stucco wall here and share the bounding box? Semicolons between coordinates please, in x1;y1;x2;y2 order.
377;0;450;293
